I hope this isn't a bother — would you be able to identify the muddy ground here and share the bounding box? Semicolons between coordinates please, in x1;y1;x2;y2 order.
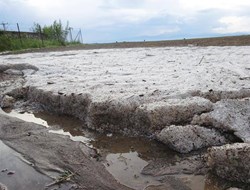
0;73;208;190
1;35;250;55
0;112;131;190
0;74;209;190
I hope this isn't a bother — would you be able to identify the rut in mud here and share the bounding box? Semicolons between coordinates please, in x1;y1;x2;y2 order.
3;108;249;190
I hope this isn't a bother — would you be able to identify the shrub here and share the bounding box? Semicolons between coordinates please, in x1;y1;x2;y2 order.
0;34;11;51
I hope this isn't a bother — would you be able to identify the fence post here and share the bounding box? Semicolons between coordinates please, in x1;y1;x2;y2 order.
69;27;73;42
38;25;44;46
16;23;23;46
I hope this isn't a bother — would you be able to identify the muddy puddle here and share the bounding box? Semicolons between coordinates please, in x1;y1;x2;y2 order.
0;140;51;190
0;140;73;190
2;109;239;190
2;109;167;189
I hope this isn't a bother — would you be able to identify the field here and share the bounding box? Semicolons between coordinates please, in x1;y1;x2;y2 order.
3;34;250;54
0;38;250;190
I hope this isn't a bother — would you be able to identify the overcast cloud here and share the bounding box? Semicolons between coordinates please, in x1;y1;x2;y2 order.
1;0;250;43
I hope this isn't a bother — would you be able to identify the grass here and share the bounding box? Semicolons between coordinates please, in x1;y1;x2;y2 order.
0;34;80;52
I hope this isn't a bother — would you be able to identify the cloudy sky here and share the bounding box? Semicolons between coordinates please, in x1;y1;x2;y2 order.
1;0;250;43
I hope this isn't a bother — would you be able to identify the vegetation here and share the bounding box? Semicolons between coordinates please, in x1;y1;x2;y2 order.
0;31;12;51
32;20;69;45
0;20;79;52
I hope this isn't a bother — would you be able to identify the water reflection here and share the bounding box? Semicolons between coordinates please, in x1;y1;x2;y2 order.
0;140;51;190
106;152;160;189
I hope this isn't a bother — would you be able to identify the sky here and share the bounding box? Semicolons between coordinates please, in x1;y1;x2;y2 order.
1;0;250;43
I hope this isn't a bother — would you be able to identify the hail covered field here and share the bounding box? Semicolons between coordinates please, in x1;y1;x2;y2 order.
1;46;250;138
3;46;249;101
0;46;250;189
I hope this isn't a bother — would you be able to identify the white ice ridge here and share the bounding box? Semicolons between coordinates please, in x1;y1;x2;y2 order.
1;46;250;102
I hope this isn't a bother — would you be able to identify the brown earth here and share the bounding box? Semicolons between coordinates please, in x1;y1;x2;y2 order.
2;35;250;55
0;113;131;190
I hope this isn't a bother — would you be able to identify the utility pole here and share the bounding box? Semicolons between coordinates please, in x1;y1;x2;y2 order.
1;22;8;31
74;29;83;43
38;24;44;46
74;30;80;42
68;27;73;42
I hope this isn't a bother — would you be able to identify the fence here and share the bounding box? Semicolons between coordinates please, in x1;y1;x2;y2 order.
0;22;83;46
3;31;43;39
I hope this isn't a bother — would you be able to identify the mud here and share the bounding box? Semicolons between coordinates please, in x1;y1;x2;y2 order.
0;113;130;190
2;109;185;189
1;103;249;189
0;140;52;190
3;109;249;190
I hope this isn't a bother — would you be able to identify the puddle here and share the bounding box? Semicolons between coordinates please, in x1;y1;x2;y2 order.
0;140;70;190
2;109;243;190
92;135;176;189
3;109;171;189
0;140;50;190
180;175;205;190
105;152;157;189
3;109;48;127
3;109;94;146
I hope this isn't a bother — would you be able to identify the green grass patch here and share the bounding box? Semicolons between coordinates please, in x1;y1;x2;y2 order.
0;34;79;52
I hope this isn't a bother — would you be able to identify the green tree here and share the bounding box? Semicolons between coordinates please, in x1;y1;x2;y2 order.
32;20;69;45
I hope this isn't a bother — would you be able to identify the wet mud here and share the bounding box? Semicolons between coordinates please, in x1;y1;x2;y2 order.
2;109;248;190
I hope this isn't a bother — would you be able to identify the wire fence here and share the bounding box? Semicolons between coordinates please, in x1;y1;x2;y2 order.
0;22;83;44
0;22;32;32
0;22;83;51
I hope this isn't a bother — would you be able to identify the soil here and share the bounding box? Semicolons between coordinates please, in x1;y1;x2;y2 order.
2;107;247;190
1;35;250;55
0;113;131;190
0;140;54;190
1;108;208;190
